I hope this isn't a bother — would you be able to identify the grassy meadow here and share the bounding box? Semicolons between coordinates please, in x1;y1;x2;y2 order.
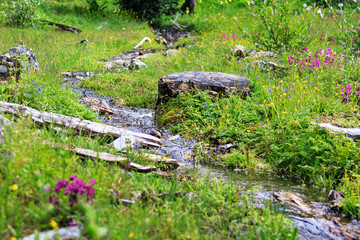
1;0;360;238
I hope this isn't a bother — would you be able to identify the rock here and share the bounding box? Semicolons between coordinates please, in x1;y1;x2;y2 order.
328;190;344;208
59;72;72;77
251;60;285;71
81;97;114;115
163;49;178;56
0;45;39;81
230;45;247;58
231;45;276;59
111;135;136;151
157;71;251;105
130;59;147;70
313;122;360;139
22;226;82;240
0;65;9;81
0;114;11;143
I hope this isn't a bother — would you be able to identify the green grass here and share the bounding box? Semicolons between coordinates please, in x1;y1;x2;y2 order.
1;0;360;237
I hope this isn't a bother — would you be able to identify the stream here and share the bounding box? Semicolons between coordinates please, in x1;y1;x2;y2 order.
60;28;360;239
62;77;360;239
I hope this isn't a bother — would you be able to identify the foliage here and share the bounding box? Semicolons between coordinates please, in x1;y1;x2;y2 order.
0;0;43;26
241;0;324;52
340;170;360;219
113;0;179;20
85;0;107;13
325;2;360;54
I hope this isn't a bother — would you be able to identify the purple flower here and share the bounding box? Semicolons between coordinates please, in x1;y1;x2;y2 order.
133;143;140;154
89;179;97;185
202;103;207;109
69;220;78;226
267;87;271;93
69;175;77;181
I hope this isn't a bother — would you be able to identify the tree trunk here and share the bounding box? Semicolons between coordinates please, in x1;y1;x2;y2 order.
181;0;196;14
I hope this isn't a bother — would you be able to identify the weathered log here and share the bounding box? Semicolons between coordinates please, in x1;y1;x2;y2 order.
43;141;156;173
0;101;162;148
40;20;82;33
121;151;181;169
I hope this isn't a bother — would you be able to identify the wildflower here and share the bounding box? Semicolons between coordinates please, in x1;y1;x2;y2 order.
10;237;17;240
89;179;97;185
129;232;135;238
133;143;140;154
202;103;207;109
69;216;78;226
11;184;18;191
50;219;59;230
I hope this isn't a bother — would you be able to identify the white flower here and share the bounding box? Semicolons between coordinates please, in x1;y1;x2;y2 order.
317;8;324;18
339;3;344;7
303;3;307;7
306;6;313;11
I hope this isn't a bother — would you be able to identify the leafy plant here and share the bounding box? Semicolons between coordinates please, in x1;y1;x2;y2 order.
326;1;360;55
0;0;43;26
85;0;107;13
241;0;325;52
113;0;179;20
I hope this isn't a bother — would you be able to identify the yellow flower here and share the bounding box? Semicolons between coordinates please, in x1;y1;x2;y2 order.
50;219;58;230
11;184;18;191
11;237;17;240
129;232;135;238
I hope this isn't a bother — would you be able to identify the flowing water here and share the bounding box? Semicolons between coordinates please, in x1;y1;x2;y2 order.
63;76;360;239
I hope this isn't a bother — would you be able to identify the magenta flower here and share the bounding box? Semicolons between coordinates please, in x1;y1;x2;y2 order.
89;179;97;185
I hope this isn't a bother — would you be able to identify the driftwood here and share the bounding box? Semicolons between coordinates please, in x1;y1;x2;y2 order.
121;151;181;170
43;141;156;173
0;101;162;148
133;37;151;49
273;191;359;240
40;20;82;33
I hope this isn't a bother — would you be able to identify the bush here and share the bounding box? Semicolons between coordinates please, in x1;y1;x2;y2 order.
0;0;43;26
241;0;325;52
113;0;179;20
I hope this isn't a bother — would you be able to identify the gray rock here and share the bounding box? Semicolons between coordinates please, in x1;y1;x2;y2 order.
0;45;39;81
0;115;11;143
313;122;360;139
111;135;136;151
130;59;147;70
163;49;178;56
0;65;9;81
251;60;285;71
230;45;247;58
231;45;276;59
157;71;251;105
22;226;82;240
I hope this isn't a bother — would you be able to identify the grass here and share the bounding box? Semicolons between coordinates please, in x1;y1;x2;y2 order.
1;0;360;238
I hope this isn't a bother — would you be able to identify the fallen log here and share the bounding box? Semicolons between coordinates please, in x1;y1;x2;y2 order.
0;101;162;148
121;151;182;170
43;141;156;173
40;20;82;33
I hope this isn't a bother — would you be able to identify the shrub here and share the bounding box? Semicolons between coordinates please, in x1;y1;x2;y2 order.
241;0;325;52
113;0;179;20
0;0;43;26
326;2;360;55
